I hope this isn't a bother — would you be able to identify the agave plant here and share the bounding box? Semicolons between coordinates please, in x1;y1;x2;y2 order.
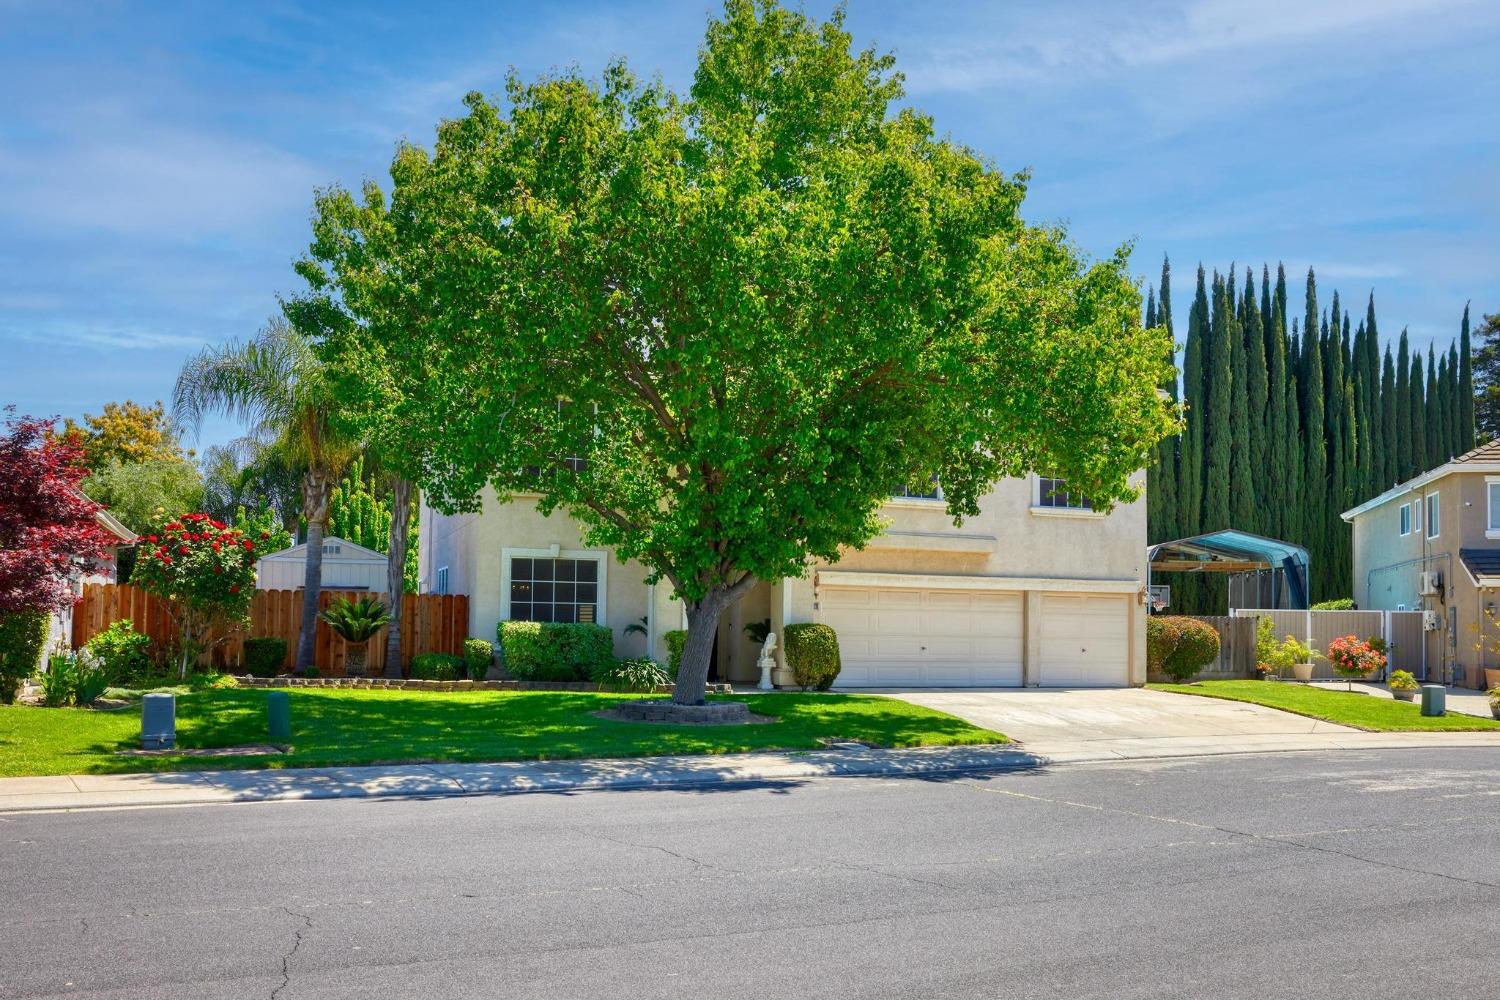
320;596;392;676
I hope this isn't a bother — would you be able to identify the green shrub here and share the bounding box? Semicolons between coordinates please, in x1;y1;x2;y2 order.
463;638;494;680
1147;615;1221;682
783;623;841;690
1145;616;1182;674
241;637;288;677
663;629;687;676
72;651;110;706
1163;618;1220;682
498;621;613;682
592;656;670;692
84;620;153;682
1311;598;1355;611
410;652;465;681
1388;669;1419;691
40;653;75;707
0;610;48;704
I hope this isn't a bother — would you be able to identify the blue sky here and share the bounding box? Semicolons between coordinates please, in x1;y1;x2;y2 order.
2;0;1497;451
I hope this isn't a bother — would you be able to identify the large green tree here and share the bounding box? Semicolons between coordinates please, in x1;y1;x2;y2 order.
293;0;1177;704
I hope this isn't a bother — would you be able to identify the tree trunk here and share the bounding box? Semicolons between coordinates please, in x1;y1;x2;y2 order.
672;589;735;705
384;477;412;678
295;469;334;673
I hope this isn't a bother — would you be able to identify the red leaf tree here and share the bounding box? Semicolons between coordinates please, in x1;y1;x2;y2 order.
0;410;114;617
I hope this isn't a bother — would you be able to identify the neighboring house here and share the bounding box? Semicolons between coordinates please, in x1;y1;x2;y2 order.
256;536;388;591
1342;438;1500;688
421;472;1150;688
48;507;138;656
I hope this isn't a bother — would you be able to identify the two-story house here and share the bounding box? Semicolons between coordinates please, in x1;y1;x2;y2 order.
1342;438;1500;689
421;472;1150;688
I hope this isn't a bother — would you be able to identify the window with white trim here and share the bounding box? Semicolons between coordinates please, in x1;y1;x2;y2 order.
1398;503;1411;536
1489;482;1500;532
892;477;941;500
1426;491;1440;539
435;566;449;596
1035;476;1092;511
509;557;599;623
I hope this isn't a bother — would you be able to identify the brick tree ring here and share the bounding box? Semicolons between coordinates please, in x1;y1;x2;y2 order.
611;700;751;725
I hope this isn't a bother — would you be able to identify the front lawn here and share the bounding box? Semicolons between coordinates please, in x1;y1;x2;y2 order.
0;689;1007;777
1150;680;1500;732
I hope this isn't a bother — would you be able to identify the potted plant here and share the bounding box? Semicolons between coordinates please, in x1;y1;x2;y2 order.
1268;634;1319;682
320;596;392;677
1388;669;1420;702
1326;634;1386;691
1488;687;1500;721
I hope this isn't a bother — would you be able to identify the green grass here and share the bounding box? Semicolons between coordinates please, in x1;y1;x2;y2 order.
0;689;1007;777
1150;680;1500;732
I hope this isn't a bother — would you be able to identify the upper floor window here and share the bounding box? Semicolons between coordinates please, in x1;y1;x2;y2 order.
1398;503;1411;536
1036;476;1092;511
1426;491;1440;539
435;566;450;596
1488;480;1500;535
892;477;941;501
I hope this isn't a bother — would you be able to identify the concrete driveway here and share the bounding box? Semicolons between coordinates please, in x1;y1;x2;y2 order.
889;687;1356;759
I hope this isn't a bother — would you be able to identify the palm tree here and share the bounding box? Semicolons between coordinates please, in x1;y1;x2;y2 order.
173;316;362;673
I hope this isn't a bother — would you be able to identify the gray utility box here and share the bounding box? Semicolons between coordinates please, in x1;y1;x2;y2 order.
141;692;176;749
1419;684;1446;718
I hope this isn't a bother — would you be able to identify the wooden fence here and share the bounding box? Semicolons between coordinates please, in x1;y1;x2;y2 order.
71;584;469;676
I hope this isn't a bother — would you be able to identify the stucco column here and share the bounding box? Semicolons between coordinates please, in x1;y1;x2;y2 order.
1023;591;1043;687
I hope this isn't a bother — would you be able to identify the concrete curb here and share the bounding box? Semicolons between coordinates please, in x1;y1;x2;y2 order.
0;744;1043;814
6;732;1500;814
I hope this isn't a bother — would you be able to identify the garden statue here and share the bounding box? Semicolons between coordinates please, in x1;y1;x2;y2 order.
757;632;778;691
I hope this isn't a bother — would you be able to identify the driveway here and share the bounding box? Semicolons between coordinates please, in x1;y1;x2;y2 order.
888;687;1355;758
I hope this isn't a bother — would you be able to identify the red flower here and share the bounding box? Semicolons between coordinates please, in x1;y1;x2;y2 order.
212;542;221;551
146;534;158;543
178;545;189;554
242;540;254;551
230;585;240;594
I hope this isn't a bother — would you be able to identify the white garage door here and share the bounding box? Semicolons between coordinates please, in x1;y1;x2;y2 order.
1038;594;1130;687
817;587;1024;688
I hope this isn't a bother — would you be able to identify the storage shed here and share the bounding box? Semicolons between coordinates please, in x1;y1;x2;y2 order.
256;536;388;591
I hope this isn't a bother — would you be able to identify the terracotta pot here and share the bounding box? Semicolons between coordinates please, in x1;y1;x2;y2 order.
1391;688;1417;702
1484;668;1500;691
1292;662;1314;683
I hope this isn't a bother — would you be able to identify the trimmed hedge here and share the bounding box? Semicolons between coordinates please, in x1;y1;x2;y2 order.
0;610;48;704
663;629;687;676
783;623;841;691
1147;615;1220;682
498;621;613;682
1311;598;1355;611
410;652;465;681
242;637;288;678
463;638;494;679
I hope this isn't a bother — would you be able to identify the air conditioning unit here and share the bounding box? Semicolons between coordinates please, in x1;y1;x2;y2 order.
1418;571;1442;596
1422;610;1441;631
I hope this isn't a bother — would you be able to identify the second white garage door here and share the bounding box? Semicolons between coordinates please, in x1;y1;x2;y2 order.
818;587;1024;688
1037;593;1130;687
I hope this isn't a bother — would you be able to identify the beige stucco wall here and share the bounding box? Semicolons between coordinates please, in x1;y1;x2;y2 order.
425;472;1150;685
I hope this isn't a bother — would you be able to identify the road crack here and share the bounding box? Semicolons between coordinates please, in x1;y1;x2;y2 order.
269;907;312;1000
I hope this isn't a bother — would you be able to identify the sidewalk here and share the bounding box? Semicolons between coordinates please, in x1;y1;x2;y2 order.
6;731;1500;813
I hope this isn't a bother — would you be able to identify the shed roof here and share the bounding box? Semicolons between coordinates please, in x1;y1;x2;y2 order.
256;536;386;563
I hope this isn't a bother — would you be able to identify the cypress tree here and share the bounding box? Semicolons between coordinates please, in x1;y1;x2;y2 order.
1460;303;1475;450
1266;308;1289;540
1284;370;1303;546
1155;258;1178;540
1436;351;1453;464
1381;347;1397;491
1204;273;1234;533
1241;268;1268;518
1178;266;1210;537
1395;330;1411;479
1426;344;1440;465
1275;263;1289;339
1229;277;1255;530
1446;343;1461;460
1352;321;1373;503
1363;293;1384;495
1410;348;1427;475
1301;270;1326;598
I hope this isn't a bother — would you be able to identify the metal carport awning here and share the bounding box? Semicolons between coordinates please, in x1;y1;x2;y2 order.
1147;529;1310;611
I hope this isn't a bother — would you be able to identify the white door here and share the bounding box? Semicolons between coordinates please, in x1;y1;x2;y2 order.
1038;594;1130;687
818;587;1024;688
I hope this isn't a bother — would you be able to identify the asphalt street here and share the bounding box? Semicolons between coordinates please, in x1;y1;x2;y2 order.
4;748;1498;999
